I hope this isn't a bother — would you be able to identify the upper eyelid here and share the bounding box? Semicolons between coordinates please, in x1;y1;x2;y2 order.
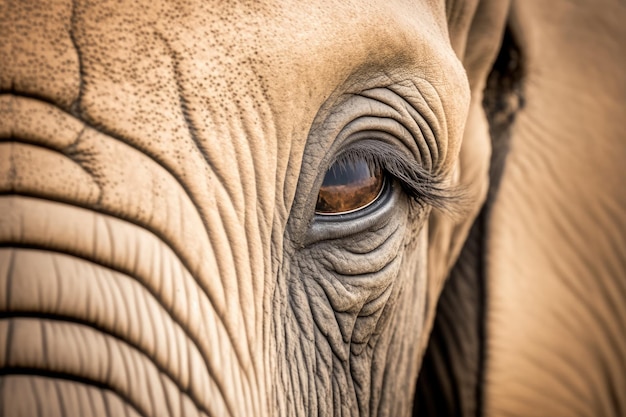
354;88;441;173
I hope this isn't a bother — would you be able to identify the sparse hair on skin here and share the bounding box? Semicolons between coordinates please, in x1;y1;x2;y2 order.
332;139;469;217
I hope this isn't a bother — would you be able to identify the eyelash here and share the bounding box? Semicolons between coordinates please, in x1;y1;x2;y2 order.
330;140;455;210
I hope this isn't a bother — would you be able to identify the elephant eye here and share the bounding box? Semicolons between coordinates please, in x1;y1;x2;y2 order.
315;158;385;215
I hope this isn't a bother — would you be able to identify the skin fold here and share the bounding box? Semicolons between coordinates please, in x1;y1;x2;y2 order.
0;0;624;416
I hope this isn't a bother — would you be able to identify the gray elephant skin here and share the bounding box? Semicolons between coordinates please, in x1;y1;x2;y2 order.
1;0;625;416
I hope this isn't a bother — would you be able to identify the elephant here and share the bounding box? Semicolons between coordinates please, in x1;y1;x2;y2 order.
0;0;624;415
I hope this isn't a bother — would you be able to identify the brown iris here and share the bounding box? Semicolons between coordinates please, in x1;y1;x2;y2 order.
315;158;385;215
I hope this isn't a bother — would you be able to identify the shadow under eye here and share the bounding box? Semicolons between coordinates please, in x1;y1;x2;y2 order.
315;159;385;215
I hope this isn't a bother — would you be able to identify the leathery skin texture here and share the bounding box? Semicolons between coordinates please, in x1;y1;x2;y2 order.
1;0;625;416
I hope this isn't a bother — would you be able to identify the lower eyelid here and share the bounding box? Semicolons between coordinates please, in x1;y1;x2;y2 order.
306;179;400;245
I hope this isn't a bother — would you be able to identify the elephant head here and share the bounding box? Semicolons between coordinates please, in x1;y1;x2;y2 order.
1;0;625;416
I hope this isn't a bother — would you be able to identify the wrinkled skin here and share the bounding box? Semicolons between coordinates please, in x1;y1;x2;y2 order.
0;1;624;417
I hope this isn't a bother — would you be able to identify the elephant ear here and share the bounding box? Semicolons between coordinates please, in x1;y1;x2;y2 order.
481;1;626;415
416;0;626;416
